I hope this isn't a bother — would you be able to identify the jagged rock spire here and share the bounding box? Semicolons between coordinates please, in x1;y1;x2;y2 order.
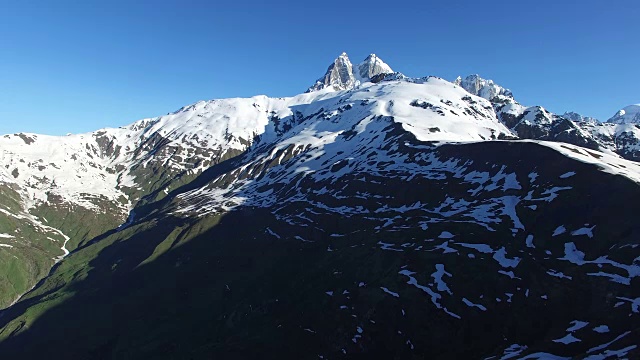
308;52;393;92
356;54;393;82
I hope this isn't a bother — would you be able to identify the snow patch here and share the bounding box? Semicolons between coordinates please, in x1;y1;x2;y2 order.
493;247;521;268
553;333;581;344
462;298;487;311
571;225;595;238
592;325;609;333
380;287;399;298
553;226;567;236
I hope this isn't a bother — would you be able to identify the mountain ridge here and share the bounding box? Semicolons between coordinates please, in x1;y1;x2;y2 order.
0;52;638;359
1;57;638;306
607;104;640;124
454;73;640;161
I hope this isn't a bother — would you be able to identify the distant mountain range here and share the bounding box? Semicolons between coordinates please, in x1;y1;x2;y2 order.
0;53;638;359
453;74;640;162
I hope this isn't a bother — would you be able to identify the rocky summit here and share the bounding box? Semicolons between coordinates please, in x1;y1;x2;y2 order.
308;53;394;92
0;53;638;359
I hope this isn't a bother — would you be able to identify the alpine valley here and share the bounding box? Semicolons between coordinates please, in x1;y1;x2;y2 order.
0;53;638;359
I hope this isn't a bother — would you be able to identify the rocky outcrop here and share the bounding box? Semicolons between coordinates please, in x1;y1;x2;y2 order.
454;74;513;101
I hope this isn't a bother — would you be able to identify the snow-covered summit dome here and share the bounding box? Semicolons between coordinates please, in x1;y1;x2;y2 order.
607;104;640;124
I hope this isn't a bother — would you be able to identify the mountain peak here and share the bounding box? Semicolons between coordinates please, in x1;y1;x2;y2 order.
454;74;513;101
562;111;599;124
307;52;393;92
607;104;640;124
307;52;356;92
356;54;393;83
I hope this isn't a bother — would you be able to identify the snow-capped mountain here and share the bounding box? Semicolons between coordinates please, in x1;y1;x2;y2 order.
455;73;640;161
355;54;393;83
0;69;512;309
607;104;640;124
0;53;639;359
454;74;513;101
1;61;508;219
562;111;599;124
308;52;393;92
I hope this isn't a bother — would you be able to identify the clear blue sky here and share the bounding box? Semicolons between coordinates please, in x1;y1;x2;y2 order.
1;0;638;135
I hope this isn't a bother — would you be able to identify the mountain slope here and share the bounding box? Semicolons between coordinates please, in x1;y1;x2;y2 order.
0;54;639;359
0;90;342;307
1;124;639;359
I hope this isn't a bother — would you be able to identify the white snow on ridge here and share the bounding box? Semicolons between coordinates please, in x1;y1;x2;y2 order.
0;90;334;213
534;141;640;184
3;70;639;234
1;75;516;217
607;104;640;124
370;78;512;142
173;78;518;215
174;77;529;218
0;133;127;211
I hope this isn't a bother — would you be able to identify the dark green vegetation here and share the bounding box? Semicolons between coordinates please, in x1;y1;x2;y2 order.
0;184;124;308
31;199;125;251
0;128;246;309
0;141;638;359
0;184;68;308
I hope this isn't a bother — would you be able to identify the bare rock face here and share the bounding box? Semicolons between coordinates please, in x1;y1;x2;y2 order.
308;52;356;92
